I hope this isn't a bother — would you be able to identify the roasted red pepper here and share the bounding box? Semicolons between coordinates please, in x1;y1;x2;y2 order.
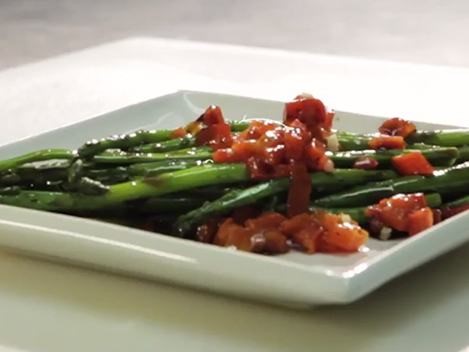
407;207;434;236
392;151;434;176
195;105;233;149
366;193;434;235
379;117;416;138
170;127;187;139
369;135;406;149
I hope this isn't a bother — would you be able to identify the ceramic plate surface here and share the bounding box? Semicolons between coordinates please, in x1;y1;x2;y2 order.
0;91;468;307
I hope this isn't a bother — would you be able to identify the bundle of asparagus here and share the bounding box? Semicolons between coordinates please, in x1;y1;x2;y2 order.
1;95;468;255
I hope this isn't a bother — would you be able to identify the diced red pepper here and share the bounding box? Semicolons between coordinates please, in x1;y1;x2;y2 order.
284;122;309;160
284;96;332;142
283;131;305;160
245;212;287;231
369;135;406;149
170;127;187;139
379;117;416;138
213;148;238;163
366;193;428;233
246;157;291;180
353;156;379;170
317;212;369;252
262;144;286;165
198;105;225;125
214;213;290;254
239;120;280;140
286;162;312;217
214;218;255;252
280;213;317;235
194;105;234;150
392;151;434;176
196;123;233;150
290;228;321;253
281;214;323;253
305;138;334;172
284;97;327;126
245;212;289;254
407;207;434;235
212;209;370;255
280;212;368;253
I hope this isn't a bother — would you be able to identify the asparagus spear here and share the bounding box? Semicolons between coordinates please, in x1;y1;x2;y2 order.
335;132;371;150
337;129;469;150
0;164;250;212
174;169;397;235
444;195;469;208
77;120;252;159
229;120;469;149
92;147;212;164
77;130;174;159
314;162;469;207
330;147;458;168
132;136;196;153
455;145;469;164
0;149;75;173
128;160;212;176
0;168;67;187
407;129;469;146
94;142;459;170
134;196;206;213
83;166;130;184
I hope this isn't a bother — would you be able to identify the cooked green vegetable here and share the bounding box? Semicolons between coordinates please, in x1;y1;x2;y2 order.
313;162;469;207
1;108;468;255
329;147;458;168
0;149;75;173
174;169;397;235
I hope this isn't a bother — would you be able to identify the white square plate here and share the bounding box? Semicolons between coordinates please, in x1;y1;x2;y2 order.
0;90;468;307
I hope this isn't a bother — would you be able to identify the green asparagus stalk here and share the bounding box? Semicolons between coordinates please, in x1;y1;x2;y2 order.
174;169;397;235
132;136;196;153
0;168;67;187
77;130;174;159
231;120;469;149
83;166;130;184
336;129;469;150
92;147;212;164
77;121;252;159
330;147;458;168
0;164;250;212
0;149;75;173
407;129;469;146
335;132;371;150
443;195;469;209
128;160;212;176
135;196;206;213
94;142;459;170
314;162;469;207
455;145;469;164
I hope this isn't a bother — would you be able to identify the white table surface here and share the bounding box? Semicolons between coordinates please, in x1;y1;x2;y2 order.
0;37;469;352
